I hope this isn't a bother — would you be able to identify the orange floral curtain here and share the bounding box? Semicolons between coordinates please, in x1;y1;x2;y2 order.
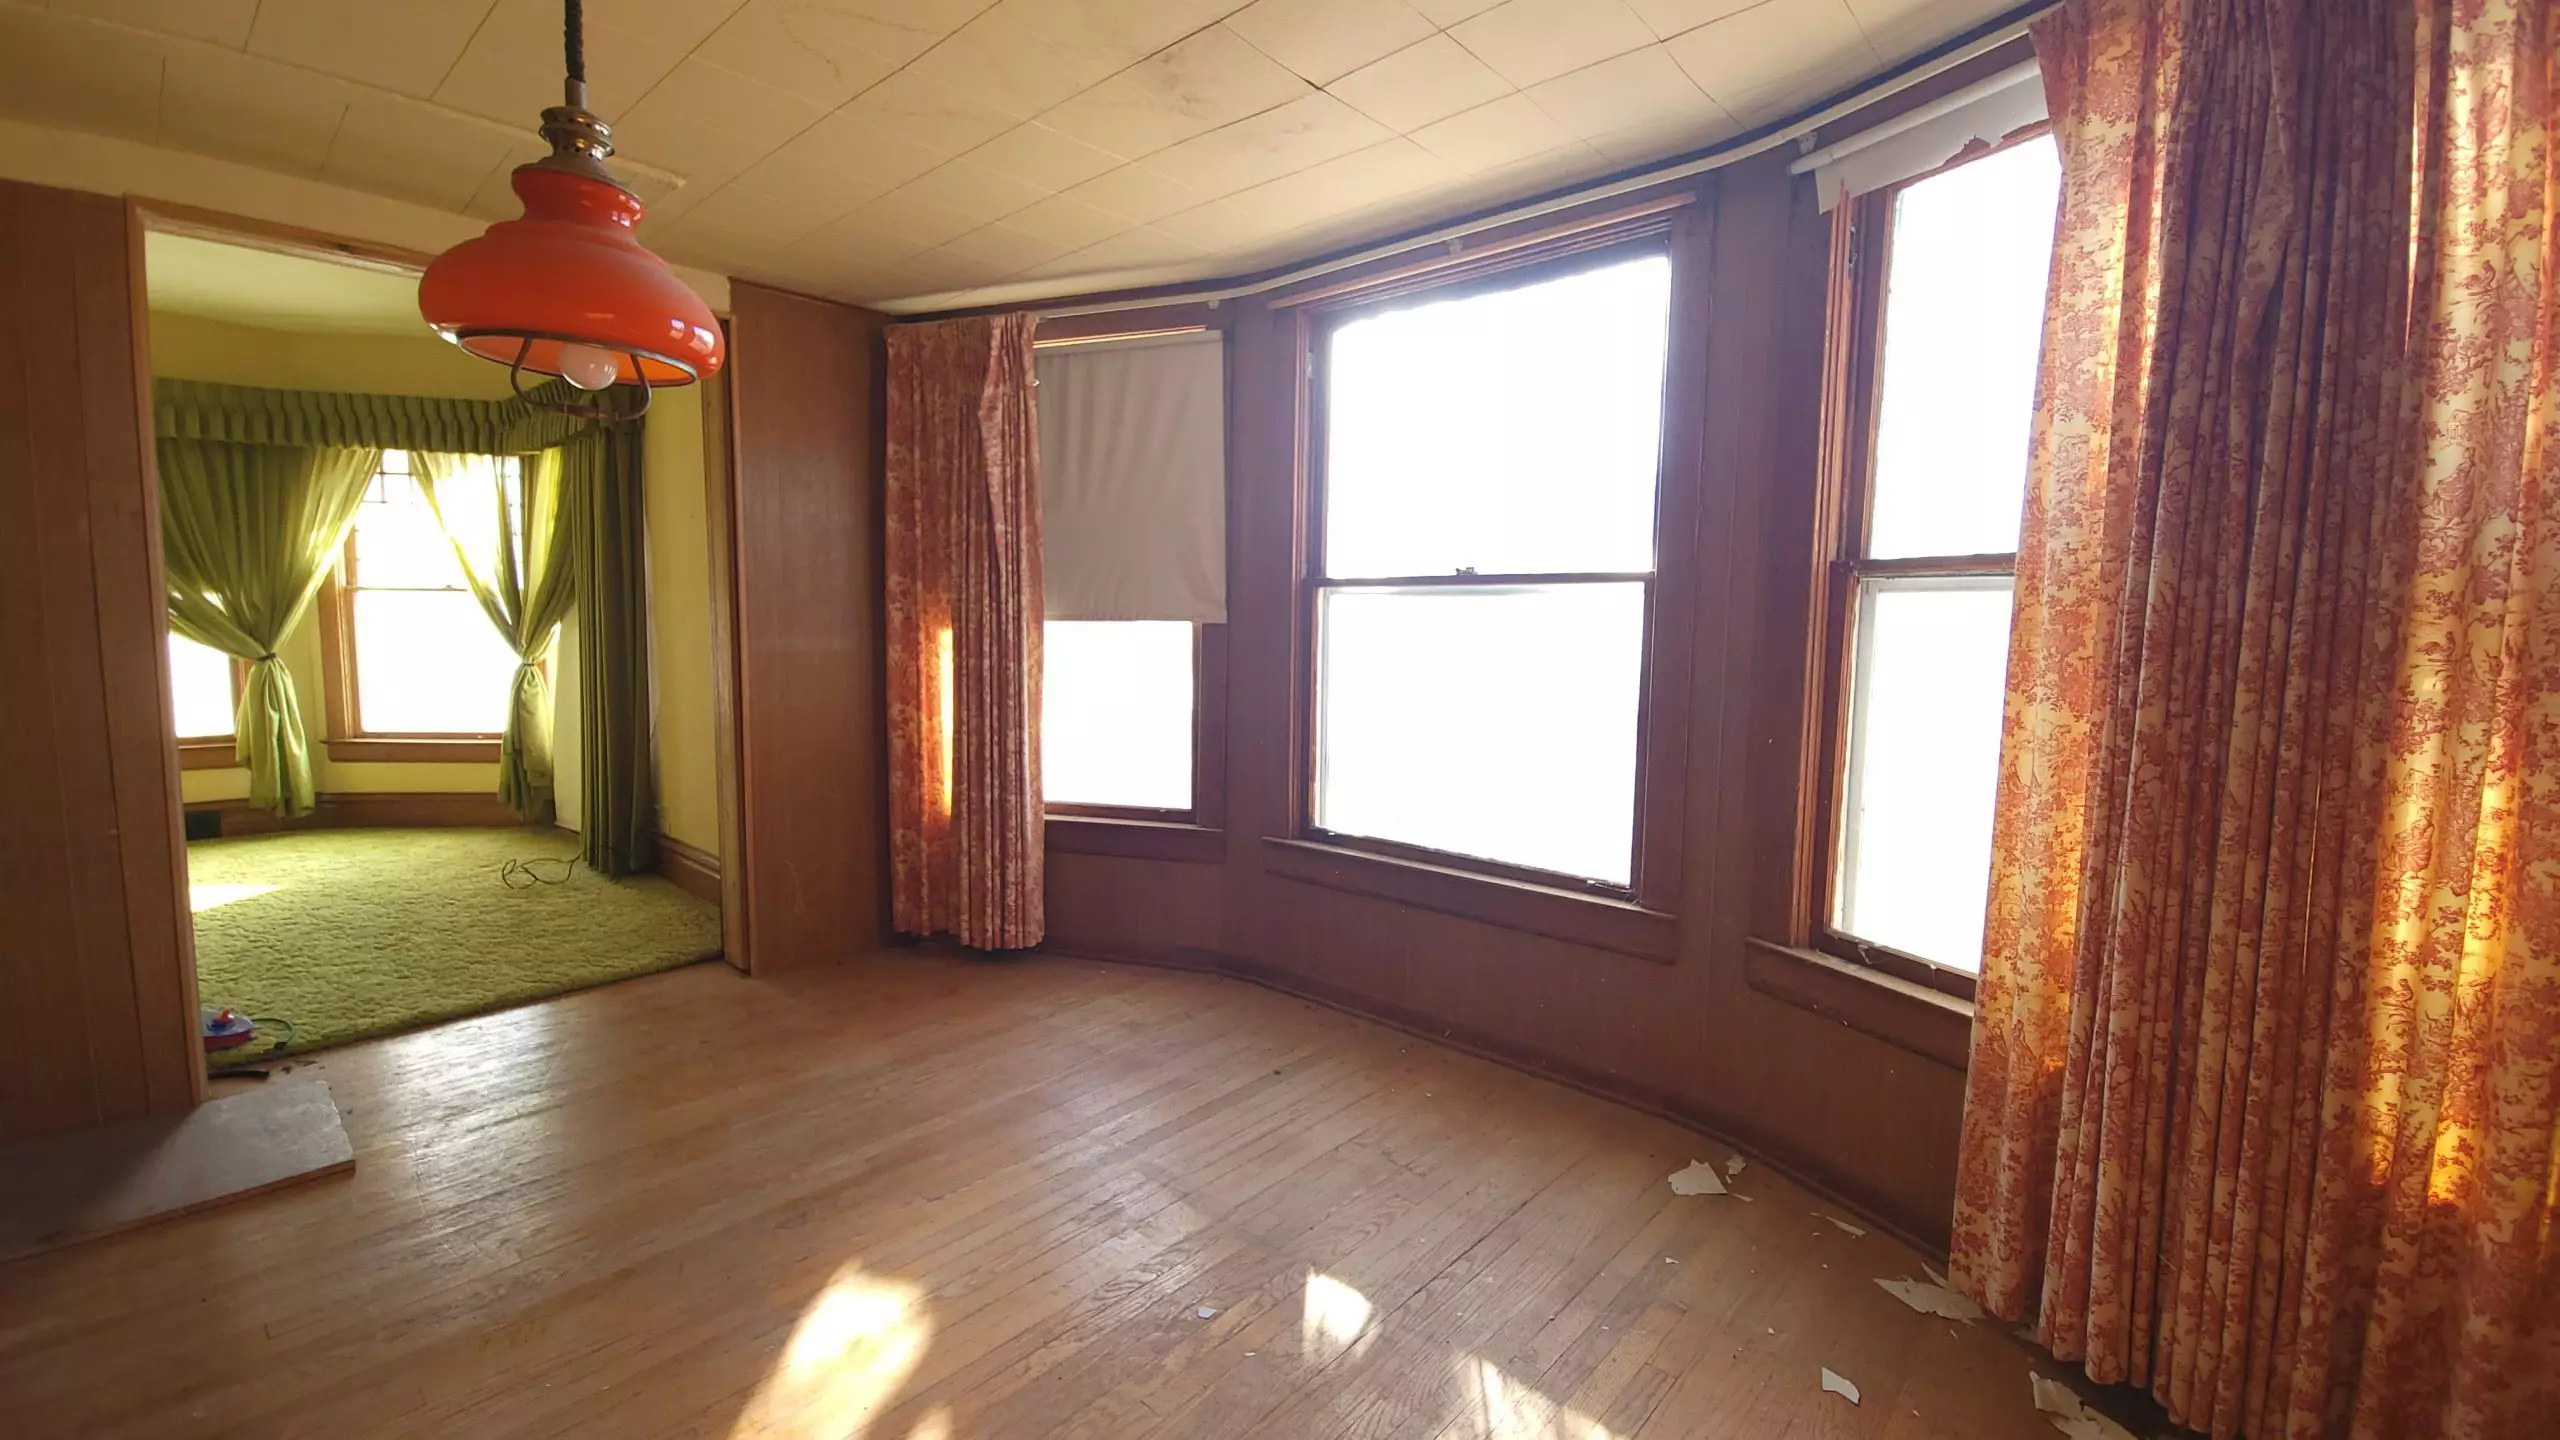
885;313;1045;951
1952;0;2559;1436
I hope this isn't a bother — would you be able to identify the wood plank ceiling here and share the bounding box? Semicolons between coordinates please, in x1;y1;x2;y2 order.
0;0;2019;311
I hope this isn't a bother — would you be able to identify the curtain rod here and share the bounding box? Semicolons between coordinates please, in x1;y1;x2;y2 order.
1008;1;2059;324
1787;58;2043;175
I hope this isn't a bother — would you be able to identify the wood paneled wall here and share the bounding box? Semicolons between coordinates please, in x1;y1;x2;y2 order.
0;180;200;1141
1042;150;1975;1248
722;283;891;970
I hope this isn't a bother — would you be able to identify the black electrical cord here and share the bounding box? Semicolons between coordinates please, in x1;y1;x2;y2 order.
564;0;585;86
501;854;580;889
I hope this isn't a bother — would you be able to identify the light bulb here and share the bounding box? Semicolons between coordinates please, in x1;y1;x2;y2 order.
557;342;619;391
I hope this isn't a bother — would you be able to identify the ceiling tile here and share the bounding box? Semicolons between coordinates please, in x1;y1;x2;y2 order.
1037;25;1311;162
1235;135;1461;229
872;245;1005;298
0;9;164;143
245;0;498;100
322;92;519;211
1666;0;1878;122
1849;0;2019;67
690;0;949;110
1524;45;1722;141
1141;92;1393;201
1589;105;1740;165
52;0;261;47
1407;0;1505;22
1448;0;1656;89
586;0;754;52
1059;224;1207;271
1410;93;1577;173
434;0;690;126
730;108;951;214
771;211;932;275
1624;0;1763;40
1000;191;1134;251
611;56;828;185
937;0;1237;120
881;158;1051;228
861;176;1012;246
941;220;1070;275
837;48;1036;155
1060;163;1210;224
1224;0;1437;88
961;122;1127;192
1323;34;1512;136
160;46;356;176
667;182;843;250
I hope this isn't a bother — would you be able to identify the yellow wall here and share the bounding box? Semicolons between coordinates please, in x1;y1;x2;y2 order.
153;311;724;861
644;388;721;856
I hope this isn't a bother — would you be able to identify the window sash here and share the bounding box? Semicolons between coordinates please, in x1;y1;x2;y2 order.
328;461;508;743
1802;138;2057;1000
1297;224;1693;909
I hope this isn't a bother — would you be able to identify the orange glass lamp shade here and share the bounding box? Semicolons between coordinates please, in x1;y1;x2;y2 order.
421;165;722;391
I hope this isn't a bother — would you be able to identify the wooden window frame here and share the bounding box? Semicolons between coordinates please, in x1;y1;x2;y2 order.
1035;306;1231;861
1292;221;1699;915
1797;129;2055;1004
317;453;504;765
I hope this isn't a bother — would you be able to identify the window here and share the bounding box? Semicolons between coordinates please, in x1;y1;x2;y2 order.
1308;248;1675;891
1817;134;2061;986
321;449;525;755
1042;620;1195;813
168;632;238;764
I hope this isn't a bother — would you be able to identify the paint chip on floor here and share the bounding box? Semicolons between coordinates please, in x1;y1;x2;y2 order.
2030;1372;2137;1439
1668;1159;1727;1195
1725;1153;1748;1178
1876;1276;1985;1322
1820;1213;1868;1237
1196;1306;1219;1319
1821;1368;1861;1405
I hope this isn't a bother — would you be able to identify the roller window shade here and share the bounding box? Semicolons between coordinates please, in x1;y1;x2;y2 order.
1036;330;1226;623
1796;62;2048;212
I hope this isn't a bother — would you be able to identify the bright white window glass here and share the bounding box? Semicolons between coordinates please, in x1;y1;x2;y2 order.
351;591;518;734
1866;137;2061;560
1834;577;2014;971
167;633;236;739
347;450;519;736
1314;583;1644;886
1323;255;1672;578
1042;621;1194;810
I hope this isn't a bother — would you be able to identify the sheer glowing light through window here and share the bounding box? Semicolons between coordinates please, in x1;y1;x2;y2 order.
730;1262;931;1440
1302;1271;1375;1363
346;450;521;736
168;633;237;740
1042;621;1192;810
190;882;280;914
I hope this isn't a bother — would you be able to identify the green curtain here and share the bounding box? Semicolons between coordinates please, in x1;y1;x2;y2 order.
562;427;656;876
157;439;380;816
416;450;576;822
155;377;632;453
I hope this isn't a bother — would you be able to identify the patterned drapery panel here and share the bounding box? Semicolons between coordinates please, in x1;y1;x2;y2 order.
1952;1;2560;1437
884;313;1044;951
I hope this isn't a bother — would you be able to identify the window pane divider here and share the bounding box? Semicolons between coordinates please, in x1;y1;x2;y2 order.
1843;551;2017;579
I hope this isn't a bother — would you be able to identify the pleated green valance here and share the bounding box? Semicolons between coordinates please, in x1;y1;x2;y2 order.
154;377;638;454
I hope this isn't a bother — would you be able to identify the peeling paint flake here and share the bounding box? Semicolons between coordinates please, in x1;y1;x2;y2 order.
1667;1159;1727;1196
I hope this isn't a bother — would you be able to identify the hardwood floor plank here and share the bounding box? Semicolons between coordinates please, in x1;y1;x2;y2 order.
0;949;2072;1439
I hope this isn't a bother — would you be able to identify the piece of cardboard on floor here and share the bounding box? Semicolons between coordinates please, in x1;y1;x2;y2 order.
0;1078;353;1263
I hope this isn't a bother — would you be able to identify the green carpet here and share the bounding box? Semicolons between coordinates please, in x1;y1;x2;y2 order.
188;827;721;1064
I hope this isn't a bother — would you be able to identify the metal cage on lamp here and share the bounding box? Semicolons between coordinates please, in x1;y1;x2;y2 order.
418;0;723;420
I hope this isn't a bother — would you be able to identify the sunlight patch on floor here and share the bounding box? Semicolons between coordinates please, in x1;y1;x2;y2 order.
731;1262;932;1440
190;881;280;914
1303;1271;1376;1364
1461;1356;1622;1440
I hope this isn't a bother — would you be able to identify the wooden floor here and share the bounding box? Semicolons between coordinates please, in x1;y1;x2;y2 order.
0;949;2078;1439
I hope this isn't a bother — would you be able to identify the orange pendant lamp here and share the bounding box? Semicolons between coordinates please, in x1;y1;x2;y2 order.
419;0;721;417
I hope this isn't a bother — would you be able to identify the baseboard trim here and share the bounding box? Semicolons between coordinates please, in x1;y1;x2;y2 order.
1035;938;1950;1260
189;792;528;836
654;832;722;902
